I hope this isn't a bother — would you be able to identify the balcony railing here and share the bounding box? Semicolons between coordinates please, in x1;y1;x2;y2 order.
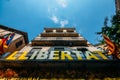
34;37;85;41
41;33;79;37
32;40;88;46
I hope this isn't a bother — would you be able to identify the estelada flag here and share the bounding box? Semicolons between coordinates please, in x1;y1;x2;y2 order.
0;32;15;54
6;32;15;45
103;34;115;54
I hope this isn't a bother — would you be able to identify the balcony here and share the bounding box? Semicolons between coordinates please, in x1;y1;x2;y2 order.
31;40;88;46
41;32;79;37
44;27;75;32
34;37;85;41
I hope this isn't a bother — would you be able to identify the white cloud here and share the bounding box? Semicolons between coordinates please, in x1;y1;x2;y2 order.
51;15;59;23
57;0;67;8
60;20;69;27
50;15;69;27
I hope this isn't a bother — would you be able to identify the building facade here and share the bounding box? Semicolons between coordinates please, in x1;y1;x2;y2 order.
0;25;28;54
17;27;112;61
1;27;120;79
115;0;120;12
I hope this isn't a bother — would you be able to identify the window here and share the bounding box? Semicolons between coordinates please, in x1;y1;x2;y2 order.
77;48;88;52
16;40;23;48
69;42;72;46
54;47;64;51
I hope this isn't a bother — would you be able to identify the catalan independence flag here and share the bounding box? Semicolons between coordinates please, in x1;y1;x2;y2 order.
0;32;15;54
103;34;115;54
6;32;15;45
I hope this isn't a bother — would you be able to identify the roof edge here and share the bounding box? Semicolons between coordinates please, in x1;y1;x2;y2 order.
0;25;29;44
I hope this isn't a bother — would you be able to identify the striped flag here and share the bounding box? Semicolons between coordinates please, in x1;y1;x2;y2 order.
103;34;115;54
0;32;15;54
6;32;15;45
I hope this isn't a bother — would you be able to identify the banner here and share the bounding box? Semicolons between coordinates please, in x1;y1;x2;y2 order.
4;50;110;60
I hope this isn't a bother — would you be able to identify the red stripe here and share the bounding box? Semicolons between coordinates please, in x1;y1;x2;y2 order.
103;34;115;53
103;35;112;43
105;40;114;49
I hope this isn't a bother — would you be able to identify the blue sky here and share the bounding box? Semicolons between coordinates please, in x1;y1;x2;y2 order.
0;0;115;44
